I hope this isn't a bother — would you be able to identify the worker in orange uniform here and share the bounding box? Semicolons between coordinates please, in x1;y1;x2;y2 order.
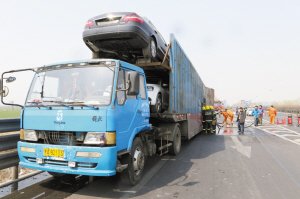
268;105;277;124
221;109;229;125
227;109;234;126
221;109;234;126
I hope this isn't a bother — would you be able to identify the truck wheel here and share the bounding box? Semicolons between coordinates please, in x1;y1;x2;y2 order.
126;137;145;185
169;125;181;155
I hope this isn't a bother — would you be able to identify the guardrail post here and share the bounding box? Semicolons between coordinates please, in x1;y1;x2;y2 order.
11;166;19;192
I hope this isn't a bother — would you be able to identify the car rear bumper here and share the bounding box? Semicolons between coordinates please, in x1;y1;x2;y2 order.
18;141;117;176
83;24;150;48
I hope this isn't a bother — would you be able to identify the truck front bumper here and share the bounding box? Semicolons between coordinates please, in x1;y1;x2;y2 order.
18;141;117;176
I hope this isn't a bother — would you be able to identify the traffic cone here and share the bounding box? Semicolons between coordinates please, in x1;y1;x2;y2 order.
287;115;293;125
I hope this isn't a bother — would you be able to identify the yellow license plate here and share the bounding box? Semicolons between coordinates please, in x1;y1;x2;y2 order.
43;148;64;158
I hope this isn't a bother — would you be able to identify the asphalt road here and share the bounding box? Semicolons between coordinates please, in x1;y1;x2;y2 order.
3;118;300;199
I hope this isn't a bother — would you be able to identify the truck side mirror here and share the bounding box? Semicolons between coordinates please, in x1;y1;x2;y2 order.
127;71;140;96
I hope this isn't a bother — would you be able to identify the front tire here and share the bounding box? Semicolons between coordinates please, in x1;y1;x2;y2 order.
125;137;146;185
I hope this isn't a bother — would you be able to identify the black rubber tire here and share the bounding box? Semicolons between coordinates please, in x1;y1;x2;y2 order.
169;125;181;156
124;137;145;186
151;94;162;113
142;37;157;60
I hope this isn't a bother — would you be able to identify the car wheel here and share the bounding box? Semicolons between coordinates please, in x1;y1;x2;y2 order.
143;37;157;60
150;39;157;59
151;94;162;113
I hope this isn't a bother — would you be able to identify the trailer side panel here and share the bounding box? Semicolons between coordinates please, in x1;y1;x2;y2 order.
169;34;205;139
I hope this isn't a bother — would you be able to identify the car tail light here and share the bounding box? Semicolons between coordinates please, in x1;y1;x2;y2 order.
85;20;94;28
122;13;144;24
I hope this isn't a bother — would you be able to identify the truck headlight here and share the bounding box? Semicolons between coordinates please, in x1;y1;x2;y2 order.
84;132;106;145
21;129;38;141
83;132;116;146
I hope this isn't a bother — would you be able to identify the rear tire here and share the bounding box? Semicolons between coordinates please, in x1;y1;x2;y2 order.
169;125;181;155
142;37;157;60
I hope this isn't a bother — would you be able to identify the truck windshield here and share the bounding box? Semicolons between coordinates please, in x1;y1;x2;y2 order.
26;66;114;106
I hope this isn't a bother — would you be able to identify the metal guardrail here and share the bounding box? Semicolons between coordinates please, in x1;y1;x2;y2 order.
0;118;20;133
0;118;20;170
0;118;20;191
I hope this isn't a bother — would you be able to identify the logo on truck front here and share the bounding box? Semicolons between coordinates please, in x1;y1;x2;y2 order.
54;110;65;125
56;110;63;121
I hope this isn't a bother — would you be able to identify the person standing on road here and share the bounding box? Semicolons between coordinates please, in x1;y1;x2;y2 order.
252;106;260;126
268;105;277;124
258;105;264;125
237;107;246;134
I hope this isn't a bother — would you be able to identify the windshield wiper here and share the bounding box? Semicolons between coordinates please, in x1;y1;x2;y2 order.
43;100;74;108
26;101;49;109
64;101;99;110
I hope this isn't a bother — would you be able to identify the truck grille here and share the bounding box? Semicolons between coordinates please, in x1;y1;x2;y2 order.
37;131;82;146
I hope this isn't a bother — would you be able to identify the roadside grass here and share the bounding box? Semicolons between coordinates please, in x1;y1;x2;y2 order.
0;107;20;119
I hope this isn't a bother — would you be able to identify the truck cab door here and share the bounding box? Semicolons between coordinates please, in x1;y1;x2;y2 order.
115;68;150;151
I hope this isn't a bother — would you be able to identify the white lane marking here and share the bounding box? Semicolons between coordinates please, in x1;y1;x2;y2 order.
258;127;300;146
278;126;300;136
258;119;300;145
231;136;251;158
280;134;300;137
31;192;45;199
267;130;290;133
113;189;137;194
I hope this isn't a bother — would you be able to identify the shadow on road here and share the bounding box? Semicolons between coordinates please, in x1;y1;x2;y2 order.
71;133;226;198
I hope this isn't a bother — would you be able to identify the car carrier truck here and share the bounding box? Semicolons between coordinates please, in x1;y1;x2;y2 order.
1;34;214;185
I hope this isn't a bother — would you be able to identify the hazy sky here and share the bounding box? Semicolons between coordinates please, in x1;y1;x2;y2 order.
1;0;300;105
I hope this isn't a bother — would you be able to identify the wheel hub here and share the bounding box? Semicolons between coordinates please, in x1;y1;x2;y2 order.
133;147;145;175
175;132;181;152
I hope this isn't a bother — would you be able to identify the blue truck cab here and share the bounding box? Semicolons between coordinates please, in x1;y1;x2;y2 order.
12;59;151;182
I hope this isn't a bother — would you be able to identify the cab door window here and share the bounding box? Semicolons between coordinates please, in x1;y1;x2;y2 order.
117;69;126;105
139;75;146;99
